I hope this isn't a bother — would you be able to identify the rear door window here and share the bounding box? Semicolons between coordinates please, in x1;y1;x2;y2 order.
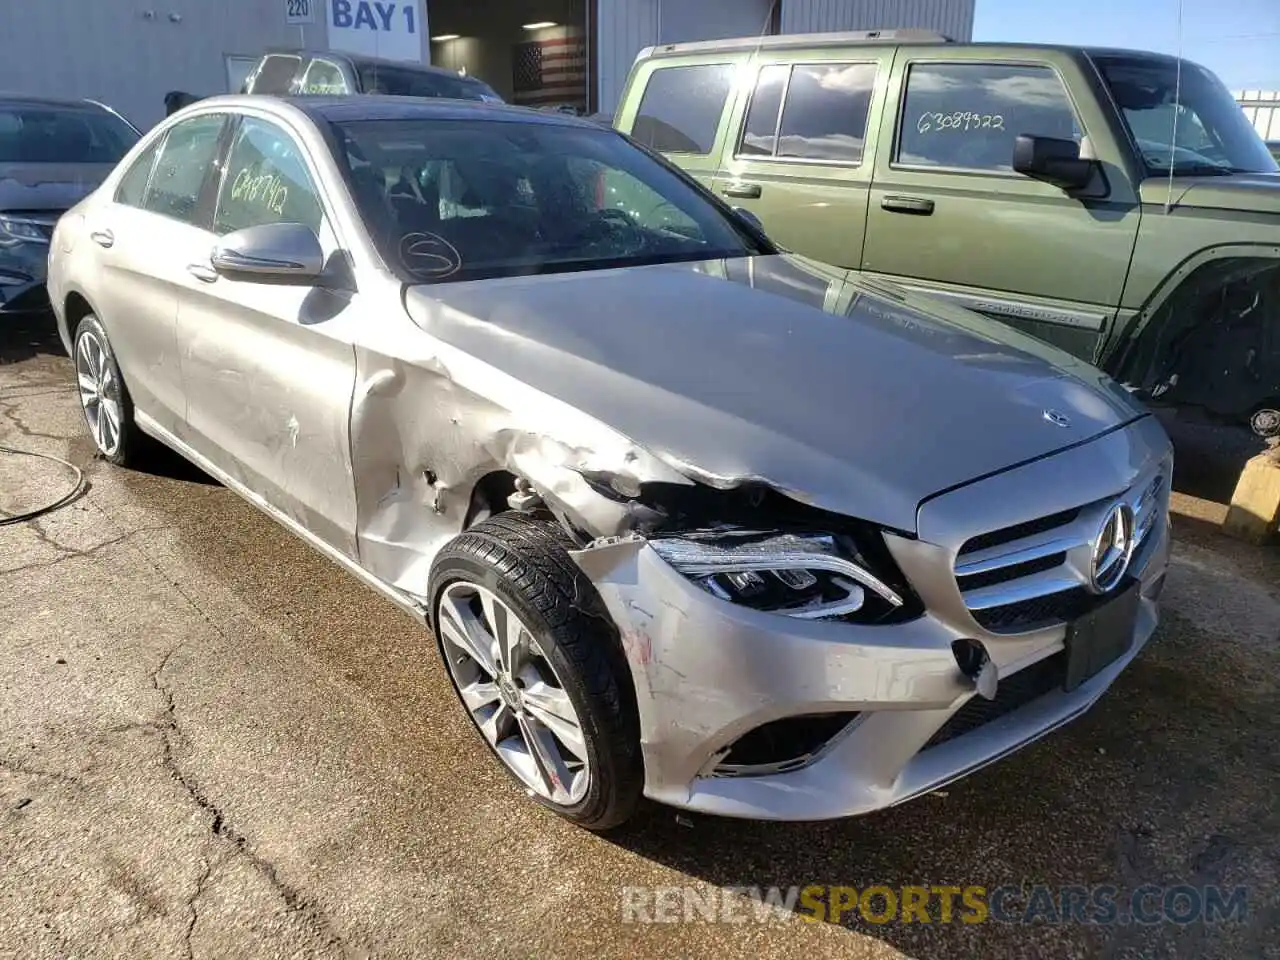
896;62;1081;172
249;55;303;95
143;114;226;225
631;64;734;155
738;62;877;163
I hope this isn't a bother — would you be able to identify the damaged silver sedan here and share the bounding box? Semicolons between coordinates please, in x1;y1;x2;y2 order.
48;96;1172;829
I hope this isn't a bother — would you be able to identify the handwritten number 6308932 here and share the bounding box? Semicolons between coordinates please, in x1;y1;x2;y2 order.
916;112;1005;134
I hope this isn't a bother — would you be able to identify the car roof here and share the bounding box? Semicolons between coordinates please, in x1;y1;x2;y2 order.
641;32;1188;65
261;48;486;81
284;94;599;128
0;93;115;112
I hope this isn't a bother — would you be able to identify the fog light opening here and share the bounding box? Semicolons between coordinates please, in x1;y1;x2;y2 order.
952;638;998;700
710;712;860;777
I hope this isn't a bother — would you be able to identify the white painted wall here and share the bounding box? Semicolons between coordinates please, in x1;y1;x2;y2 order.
0;0;335;128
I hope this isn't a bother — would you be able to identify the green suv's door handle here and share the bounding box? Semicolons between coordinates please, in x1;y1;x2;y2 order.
881;196;935;215
722;181;763;199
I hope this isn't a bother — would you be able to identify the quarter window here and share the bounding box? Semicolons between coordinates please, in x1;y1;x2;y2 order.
300;59;350;95
214;117;323;235
897;62;1081;172
115;140;160;207
250;55;303;95
143;114;226;224
631;64;734;155
739;62;877;163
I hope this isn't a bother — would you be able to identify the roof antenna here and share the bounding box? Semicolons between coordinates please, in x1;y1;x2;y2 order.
1164;0;1185;214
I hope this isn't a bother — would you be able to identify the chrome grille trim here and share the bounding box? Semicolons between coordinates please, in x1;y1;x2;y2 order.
954;469;1167;632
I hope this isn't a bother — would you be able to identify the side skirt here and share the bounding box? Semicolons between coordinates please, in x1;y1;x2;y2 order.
134;410;430;624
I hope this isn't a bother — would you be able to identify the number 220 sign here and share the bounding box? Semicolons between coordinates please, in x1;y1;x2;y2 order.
286;0;314;24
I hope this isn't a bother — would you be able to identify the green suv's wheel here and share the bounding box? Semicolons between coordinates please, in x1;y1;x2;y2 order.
428;515;642;830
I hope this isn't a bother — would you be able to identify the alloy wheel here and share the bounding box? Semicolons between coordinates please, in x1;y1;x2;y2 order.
436;581;590;805
75;329;123;457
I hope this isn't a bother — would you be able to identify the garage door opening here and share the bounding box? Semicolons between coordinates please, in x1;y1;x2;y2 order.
428;0;591;113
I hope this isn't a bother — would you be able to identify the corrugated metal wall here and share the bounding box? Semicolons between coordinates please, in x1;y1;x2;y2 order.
595;0;774;114
780;0;974;41
0;0;329;129
595;0;659;116
595;0;975;113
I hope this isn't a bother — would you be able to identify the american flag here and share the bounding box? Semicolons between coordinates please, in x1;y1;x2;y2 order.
512;27;587;111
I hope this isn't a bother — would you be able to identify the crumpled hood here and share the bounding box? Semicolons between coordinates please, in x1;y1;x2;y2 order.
404;255;1146;532
0;162;113;211
1143;171;1280;215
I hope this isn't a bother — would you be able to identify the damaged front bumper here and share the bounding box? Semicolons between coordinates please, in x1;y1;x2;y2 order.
571;419;1172;821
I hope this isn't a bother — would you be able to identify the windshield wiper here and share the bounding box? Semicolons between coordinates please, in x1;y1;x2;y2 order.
1148;161;1234;177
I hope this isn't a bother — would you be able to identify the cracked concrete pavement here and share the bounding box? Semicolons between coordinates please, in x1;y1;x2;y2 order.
2;313;1279;959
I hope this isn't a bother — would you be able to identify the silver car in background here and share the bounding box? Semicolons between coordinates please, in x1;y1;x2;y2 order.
48;95;1172;830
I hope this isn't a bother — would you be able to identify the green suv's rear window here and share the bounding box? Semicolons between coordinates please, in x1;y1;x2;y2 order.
631;64;733;155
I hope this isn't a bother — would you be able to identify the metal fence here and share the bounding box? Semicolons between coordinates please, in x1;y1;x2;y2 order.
1234;90;1280;142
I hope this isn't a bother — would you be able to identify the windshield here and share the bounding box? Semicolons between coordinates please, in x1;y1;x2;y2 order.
331;118;766;284
0;105;138;164
356;64;502;102
1094;55;1278;176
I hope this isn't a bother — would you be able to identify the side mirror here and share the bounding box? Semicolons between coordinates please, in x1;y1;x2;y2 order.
1012;135;1097;192
733;206;765;233
211;222;324;284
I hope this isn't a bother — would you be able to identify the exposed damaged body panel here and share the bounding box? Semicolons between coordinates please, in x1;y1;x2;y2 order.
403;255;1147;537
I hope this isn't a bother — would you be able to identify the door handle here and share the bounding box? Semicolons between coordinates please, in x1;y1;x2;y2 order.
880;196;935;216
187;263;219;283
721;181;763;199
89;229;115;248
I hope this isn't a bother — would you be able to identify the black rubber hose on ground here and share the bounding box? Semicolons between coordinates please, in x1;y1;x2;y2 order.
0;445;87;526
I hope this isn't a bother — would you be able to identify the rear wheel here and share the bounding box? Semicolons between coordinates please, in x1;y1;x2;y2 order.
428;514;643;830
73;314;147;467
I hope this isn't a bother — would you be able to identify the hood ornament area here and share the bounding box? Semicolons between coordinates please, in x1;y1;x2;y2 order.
1042;409;1072;428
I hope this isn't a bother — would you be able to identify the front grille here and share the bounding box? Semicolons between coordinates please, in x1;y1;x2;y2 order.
923;652;1066;749
953;472;1166;634
960;507;1081;556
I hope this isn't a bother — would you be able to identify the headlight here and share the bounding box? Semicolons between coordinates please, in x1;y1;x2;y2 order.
651;530;907;622
0;215;51;245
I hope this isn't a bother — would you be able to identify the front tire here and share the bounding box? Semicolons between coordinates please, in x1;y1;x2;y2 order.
428;514;643;831
73;314;146;467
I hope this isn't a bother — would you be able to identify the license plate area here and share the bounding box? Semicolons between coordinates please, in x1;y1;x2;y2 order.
1064;580;1140;692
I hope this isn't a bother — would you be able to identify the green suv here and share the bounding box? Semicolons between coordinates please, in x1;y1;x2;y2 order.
613;30;1280;435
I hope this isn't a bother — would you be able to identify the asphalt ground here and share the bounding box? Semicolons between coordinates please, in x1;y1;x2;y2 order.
2;312;1278;959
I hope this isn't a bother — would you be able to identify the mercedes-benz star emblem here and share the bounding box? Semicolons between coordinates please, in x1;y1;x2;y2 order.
1089;501;1135;593
1043;409;1072;428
